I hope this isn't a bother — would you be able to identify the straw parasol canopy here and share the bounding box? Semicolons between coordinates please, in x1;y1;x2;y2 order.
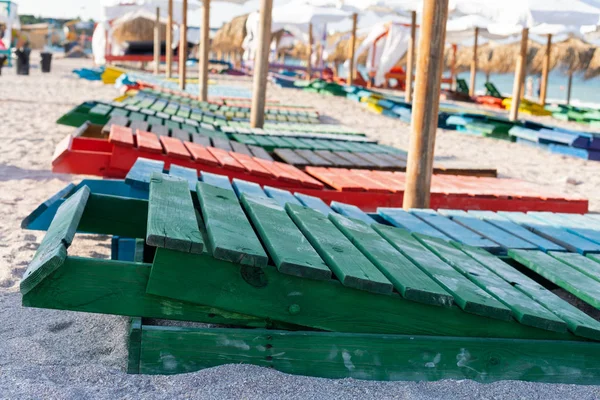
326;32;367;64
530;37;595;75
585;47;600;79
445;42;495;74
211;14;248;54
112;16;166;45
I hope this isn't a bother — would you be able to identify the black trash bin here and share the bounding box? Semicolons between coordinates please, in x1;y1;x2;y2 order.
15;48;31;75
41;52;52;73
0;55;6;75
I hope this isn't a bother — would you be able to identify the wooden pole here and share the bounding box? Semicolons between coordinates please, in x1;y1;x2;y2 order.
178;0;188;90
153;7;160;75
348;13;357;85
250;0;273;128
450;43;457;90
509;27;528;121
166;0;173;78
469;27;478;96
540;34;552;106
307;23;313;79
403;0;449;210
566;72;573;105
199;0;210;102
405;11;416;102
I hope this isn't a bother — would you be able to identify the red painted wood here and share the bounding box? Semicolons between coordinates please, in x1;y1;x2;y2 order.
273;161;324;189
253;158;305;185
333;168;391;193
136;131;163;154
206;147;246;172
304;167;363;192
109;125;134;148
228;152;274;178
159;136;192;160
183;142;220;166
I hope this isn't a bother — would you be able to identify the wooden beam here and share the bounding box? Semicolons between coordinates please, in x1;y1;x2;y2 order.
348;13;358;86
469;27;478;97
199;0;210;102
509;27;528;121
403;0;449;209
405;11;416;102
250;0;273;128
307;23;313;79
153;7;160;75
450;43;457;90
566;71;573;105
178;0;188;90
166;0;173;78
539;34;551;105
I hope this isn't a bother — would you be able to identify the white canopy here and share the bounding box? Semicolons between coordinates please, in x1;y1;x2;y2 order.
271;0;351;25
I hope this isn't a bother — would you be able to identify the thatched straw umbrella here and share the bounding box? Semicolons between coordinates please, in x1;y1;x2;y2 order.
446;42;495;78
585;47;600;80
326;32;367;65
112;17;167;45
211;14;248;55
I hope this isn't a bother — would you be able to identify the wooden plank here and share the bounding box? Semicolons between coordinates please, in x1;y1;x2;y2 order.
230;141;253;156
529;212;600;246
150;124;169;137
125;158;165;190
286;203;393;294
314;150;354;167
147;173;204;254
330;214;453;307
354;152;396;168
159;136;191;160
273;148;310;166
191;133;211;147
304;167;363;192
211;137;233;151
551;252;600;283
263;186;301;207
377;208;450;240
373;224;510;319
196;182;268;267
509;250;600;309
206;147;246;172
294;149;332;166
330;201;375;225
20;186;90;295
418;236;565;332
200;171;233;191
248;145;274;161
228;152;274;178
467;211;565;252
294;193;334;216
171;128;191;142
129;120;149;135
232;178;267;199
136;130;163;154
241;194;331;280
411;210;501;252
335;151;375;167
102;115;129;134
183;141;220;166
109;125;134;148
168;164;198;191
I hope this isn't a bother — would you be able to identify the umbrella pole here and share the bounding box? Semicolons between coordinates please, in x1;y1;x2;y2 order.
566;72;573;105
469;27;478;96
348;13;357;86
403;0;449;210
250;0;273;128
307;23;313;79
539;34;551;105
179;0;188;90
450;43;457;90
509;27;528;121
405;10;416;102
199;0;210;102
154;7;160;75
166;0;173;78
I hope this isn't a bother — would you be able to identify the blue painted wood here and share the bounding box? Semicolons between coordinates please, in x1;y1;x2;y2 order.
118;238;139;262
21;183;76;230
125;158;165;190
499;212;600;255
377;208;450;240
467;211;565;252
111;236;119;260
410;210;501;252
330;201;375;225
264;186;302;207
200;172;233;191
529;212;600;246
168;165;199;191
294;193;334;215
232;179;267;199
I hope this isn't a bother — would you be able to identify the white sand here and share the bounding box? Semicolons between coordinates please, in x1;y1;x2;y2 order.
1;54;600;399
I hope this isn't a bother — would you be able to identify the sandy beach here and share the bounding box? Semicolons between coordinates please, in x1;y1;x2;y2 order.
1;54;600;399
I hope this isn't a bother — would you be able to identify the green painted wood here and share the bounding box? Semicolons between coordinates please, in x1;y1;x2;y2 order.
20;186;90;295
196;182;268;267
78;194;148;239
127;317;142;374
372;224;509;319
147;173;204;254
457;244;600;340
286;203;393;294
240;194;331;280
550;252;600;283
509;249;600;310
329;214;453;307
417;236;566;332
137;324;600;383
588;253;600;264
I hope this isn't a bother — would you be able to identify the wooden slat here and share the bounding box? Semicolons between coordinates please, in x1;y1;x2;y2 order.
150;124;169;137
304;167;363;192
330;201;375;225
102;115;129;134
168;164;198;191
335;169;391;193
200;171;233;191
510;250;600;309
211;137;233;151
373;224;510;319
273;148;310;166
354;152;396;168
230;141;253;156
248;145;274;161
109;125;134;148
263;186;301;207
147;173;204;253
529;212;600;246
274;162;325;189
159;136;191;160
206;147;246;172
314;150;354;167
241;194;331;280
329;214;453;307
418;236;565;332
457;243;600;340
191;133;211;147
125;158;165;189
377;208;450;240
182;141;220;166
136;130;164;154
232;178;267;199
295;149;332;166
551;252;600;283
196;182;268;267
286;203;393;294
129;120;149;135
228;152;274;178
294;193;334;216
334;151;375;168
171;128;191;142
